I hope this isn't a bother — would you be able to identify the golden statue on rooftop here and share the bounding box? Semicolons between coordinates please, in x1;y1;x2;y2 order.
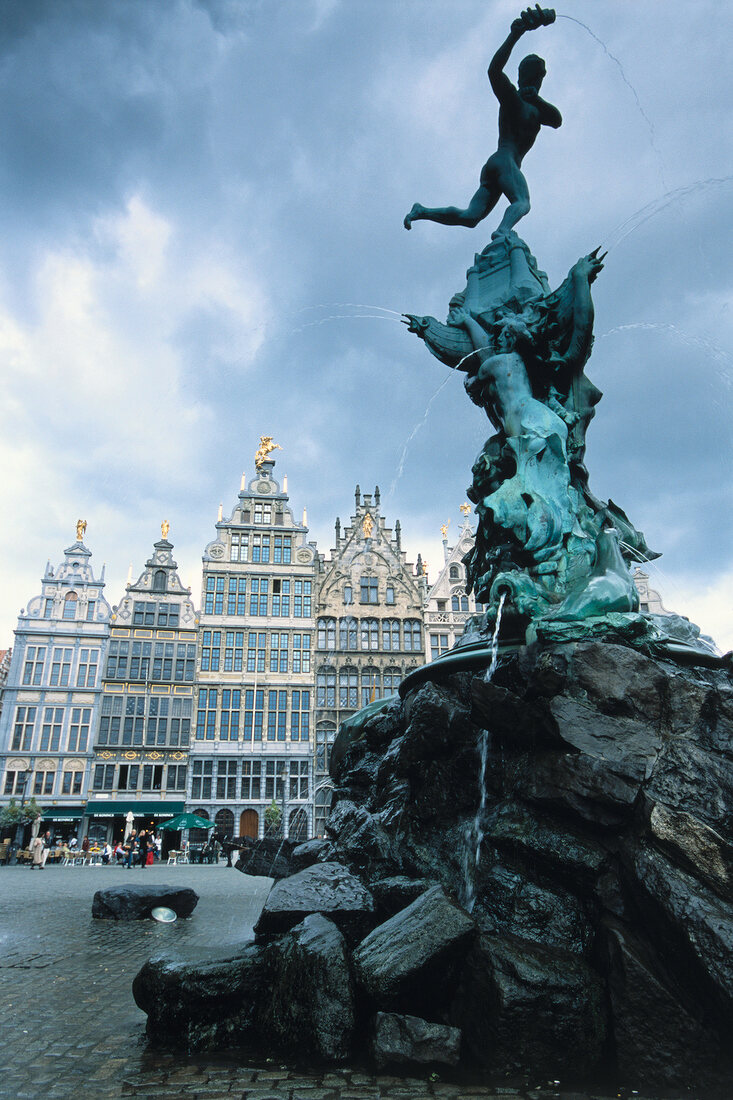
440;521;450;539
255;436;281;469
460;502;472;517
76;519;87;541
161;520;170;539
362;513;374;538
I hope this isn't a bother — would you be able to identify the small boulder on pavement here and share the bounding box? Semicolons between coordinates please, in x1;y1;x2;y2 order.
92;883;198;920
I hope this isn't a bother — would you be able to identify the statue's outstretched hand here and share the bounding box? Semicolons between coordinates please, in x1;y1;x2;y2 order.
511;5;556;34
572;247;607;284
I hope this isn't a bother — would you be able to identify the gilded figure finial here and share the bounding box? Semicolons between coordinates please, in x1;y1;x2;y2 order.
440;521;450;539
362;513;374;538
76;519;87;542
255;436;281;470
460;502;471;517
161;520;170;539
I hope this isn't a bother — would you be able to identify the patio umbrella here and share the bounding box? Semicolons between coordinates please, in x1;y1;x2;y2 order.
158;813;216;831
123;810;134;842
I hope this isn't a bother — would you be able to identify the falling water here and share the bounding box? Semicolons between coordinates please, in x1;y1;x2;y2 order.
462;591;506;912
557;13;667;189
600;175;733;253
388;372;455;496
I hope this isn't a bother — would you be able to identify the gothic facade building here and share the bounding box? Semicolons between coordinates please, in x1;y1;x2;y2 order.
187;454;318;842
85;528;198;842
425;510;483;660
313;486;426;835
0;527;111;838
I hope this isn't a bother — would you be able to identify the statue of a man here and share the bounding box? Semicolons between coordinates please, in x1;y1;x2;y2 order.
404;5;560;240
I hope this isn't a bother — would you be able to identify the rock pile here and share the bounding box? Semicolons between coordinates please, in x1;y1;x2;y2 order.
133;639;733;1092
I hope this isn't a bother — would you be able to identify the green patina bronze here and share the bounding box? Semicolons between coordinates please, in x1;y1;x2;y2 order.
403;6;661;636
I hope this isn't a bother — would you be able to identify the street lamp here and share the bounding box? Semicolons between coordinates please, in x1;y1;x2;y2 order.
14;764;34;848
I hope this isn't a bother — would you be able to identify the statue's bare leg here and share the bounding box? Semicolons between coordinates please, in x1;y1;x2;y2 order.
404;184;499;230
491;163;530;239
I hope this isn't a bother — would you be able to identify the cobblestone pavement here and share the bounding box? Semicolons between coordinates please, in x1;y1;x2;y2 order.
0;864;675;1100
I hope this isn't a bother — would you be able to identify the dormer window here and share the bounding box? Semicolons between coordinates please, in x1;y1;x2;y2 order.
153;570;166;593
62;592;78;620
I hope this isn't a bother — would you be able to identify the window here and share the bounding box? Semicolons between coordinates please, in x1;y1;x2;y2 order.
175;642;196;681
249;578;269;616
386;585;395;605
247;632;266;673
106;640;130;679
293;580;311;617
92;764;115;791
151;641;175;680
86;600;96;621
40;707;63;751
169;697;192;747
220;689;241;740
167;765;187;790
291;689;310;741
317;618;336;650
270;633;289;673
133;601;156;627
267;690;288;741
362;667;381;707
191;760;213;800
66;707;91;753
339;668;358;709
339;617;358;650
153;569;166;593
204;575;226;615
117;764;140;791
344;585;353;605
289;759;309;800
216;759;238;800
12;706;36;751
201;631;221;672
34;769;55;796
292;633;311;673
254;503;272;524
316;668;336;708
273;535;292;564
315;724;336;775
157;602;180;628
452;594;468;611
62;770;83;795
252;534;271;563
227;577;247;616
265;759;286;801
77;648;99;687
142;764;164;791
272;579;290;616
22;646;46;686
231;532;249;562
382;620;400;651
360;576;379;604
431;633;450;661
383;667;401;695
241;760;262;799
123;696;145;747
196;688;218;740
146;697;169;746
437;600;446;612
223;631;244;673
98;695;123;745
44;598;53;618
450;565;461;580
360;619;379;651
404;620;422;651
62;592;78;619
4;770;23;796
50;647;72;686
243;689;264;741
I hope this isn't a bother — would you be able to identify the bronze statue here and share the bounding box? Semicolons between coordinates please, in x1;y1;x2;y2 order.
404;5;559;240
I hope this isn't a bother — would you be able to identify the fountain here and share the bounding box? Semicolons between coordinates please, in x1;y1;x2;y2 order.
133;8;732;1092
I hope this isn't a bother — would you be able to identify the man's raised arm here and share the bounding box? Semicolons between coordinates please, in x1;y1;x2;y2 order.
488;6;556;101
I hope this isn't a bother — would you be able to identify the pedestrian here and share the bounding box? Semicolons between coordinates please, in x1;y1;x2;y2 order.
41;830;52;867
81;835;90;855
31;834;44;870
137;830;147;869
124;830;137;869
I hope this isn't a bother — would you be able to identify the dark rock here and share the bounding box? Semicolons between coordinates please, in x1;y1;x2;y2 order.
471;678;559;750
234;837;296;880
569;640;667;722
368;876;436;919
92;884;198;920
260;914;355;1062
326;800;401;872
549;696;662;782
290;838;336;872
253;861;375;942
451;933;606;1076
486;801;609;890
646;739;733;836
604;920;725;1090
370;1012;461;1070
352;884;475;1013
132;943;266;1049
522;749;642;826
644;797;732;899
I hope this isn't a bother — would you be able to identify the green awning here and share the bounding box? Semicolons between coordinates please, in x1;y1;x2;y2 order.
84;801;185;817
40;807;85;820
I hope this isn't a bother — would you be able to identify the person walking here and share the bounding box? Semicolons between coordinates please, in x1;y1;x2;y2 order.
124;830;137;869
41;830;52;867
31;834;44;870
137;830;147;870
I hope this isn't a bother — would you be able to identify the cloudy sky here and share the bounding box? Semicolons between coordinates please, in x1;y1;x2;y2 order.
1;0;732;648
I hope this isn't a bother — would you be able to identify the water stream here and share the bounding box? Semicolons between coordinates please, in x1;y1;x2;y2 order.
462;591;506;912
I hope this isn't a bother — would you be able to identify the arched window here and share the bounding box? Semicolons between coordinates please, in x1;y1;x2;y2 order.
339;616;358;650
317;618;336;650
189;807;210;845
383;667;401;695
361;667;381;707
382;619;400;651
315;723;337;774
404;620;422;651
288;808;308;843
450;565;461;581
215;808;234;836
452;595;460;611
62;592;78;620
152;569;166;593
360;618;379;651
339;667;358;709
316;668;336;708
